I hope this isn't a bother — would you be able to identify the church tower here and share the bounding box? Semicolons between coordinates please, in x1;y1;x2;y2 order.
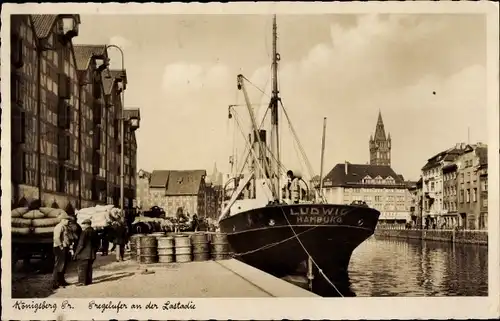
369;110;391;166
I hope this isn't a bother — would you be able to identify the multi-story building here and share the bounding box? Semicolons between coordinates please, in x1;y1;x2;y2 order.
321;162;411;226
442;163;458;228
149;170;207;217
478;153;488;229
10;14;140;211
456;143;488;230
405;180;418;224
369;111;392;166
421;143;465;228
123;108;140;208
136;169;152;210
74;44;109;208
11;14;81;211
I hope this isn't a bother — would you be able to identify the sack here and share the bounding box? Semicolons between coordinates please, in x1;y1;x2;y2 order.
40;207;66;218
33;226;54;236
12;207;29;218
12;227;31;235
22;210;45;219
11;218;33;228
32;217;61;227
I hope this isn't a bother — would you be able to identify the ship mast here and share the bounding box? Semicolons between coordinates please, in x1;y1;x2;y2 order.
270;15;281;200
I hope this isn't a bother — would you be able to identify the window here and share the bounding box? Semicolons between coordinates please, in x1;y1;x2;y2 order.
482;180;488;191
460;190;464;203
472;188;477;202
466;189;470;203
482;198;488;208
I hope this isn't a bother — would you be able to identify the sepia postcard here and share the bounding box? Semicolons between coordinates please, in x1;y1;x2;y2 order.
1;1;499;320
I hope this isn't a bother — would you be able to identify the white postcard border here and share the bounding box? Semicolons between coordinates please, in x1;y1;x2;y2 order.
1;2;499;320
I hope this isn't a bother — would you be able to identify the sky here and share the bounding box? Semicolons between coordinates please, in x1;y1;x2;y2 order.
73;13;487;181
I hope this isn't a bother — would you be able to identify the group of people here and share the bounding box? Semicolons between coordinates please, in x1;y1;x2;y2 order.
52;213;129;289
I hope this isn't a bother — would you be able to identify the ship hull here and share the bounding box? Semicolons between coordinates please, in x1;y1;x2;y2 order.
219;203;380;297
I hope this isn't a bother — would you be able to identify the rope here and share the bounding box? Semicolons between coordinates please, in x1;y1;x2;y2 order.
278;206;345;297
232;226;317;257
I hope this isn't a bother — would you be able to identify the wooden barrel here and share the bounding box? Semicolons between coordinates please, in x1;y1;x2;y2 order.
191;233;210;262
157;236;175;263
129;234;141;261
140;235;158;264
134;234;144;263
174;235;192;263
211;233;231;260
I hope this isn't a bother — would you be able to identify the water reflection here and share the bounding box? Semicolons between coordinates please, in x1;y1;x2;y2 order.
347;236;488;297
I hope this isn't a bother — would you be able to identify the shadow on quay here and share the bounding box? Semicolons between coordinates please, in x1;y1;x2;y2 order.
11;252;133;298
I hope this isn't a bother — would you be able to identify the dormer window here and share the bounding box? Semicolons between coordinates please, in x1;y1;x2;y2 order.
61;16;79;38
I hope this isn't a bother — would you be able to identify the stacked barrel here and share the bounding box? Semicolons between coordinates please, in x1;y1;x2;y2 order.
130;232;232;264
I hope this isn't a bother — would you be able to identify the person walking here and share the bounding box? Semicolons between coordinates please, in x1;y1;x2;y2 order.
52;213;71;289
73;219;99;286
112;220;127;262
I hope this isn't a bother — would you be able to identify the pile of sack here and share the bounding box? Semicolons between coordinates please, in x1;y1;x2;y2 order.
12;207;73;237
76;205;124;229
132;216;174;233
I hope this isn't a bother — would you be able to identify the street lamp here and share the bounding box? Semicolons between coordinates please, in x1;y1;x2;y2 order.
106;44;126;213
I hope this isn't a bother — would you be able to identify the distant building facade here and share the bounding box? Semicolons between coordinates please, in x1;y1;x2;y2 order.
148;170;207;217
136;169;151;210
369;111;392;166
204;163;223;219
442;163;458;228
456;143;488;230
321;162;411;226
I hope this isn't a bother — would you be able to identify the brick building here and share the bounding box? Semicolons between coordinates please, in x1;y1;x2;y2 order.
149;170;207;217
10;14;140;211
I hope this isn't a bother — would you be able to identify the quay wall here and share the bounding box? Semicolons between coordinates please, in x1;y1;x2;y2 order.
374;228;488;246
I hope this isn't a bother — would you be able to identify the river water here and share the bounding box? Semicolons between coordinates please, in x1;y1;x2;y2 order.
346;236;488;296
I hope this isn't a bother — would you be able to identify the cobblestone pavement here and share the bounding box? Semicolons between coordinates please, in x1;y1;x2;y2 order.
12;252;271;298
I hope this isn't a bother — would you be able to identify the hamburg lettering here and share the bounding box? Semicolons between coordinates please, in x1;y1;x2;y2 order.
296;215;343;224
290;206;350;217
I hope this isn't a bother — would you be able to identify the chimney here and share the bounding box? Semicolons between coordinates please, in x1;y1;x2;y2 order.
345;161;348;175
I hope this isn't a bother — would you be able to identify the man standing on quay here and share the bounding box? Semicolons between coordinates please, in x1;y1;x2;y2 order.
73;219;99;286
52;213;71;289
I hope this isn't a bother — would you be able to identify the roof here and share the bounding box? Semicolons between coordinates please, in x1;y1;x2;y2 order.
422;145;465;171
73;44;107;71
124;108;141;120
150;170;170;188
31;14;80;39
405;180;418;189
475;146;488;166
372;110;387;141
442;163;458;173
102;69;127;95
137;169;151;179
166;170;206;196
31;15;58;38
149;170;207;195
323;163;405;188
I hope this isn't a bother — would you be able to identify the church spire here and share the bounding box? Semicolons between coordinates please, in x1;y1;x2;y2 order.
369;110;391;166
373;109;386;141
